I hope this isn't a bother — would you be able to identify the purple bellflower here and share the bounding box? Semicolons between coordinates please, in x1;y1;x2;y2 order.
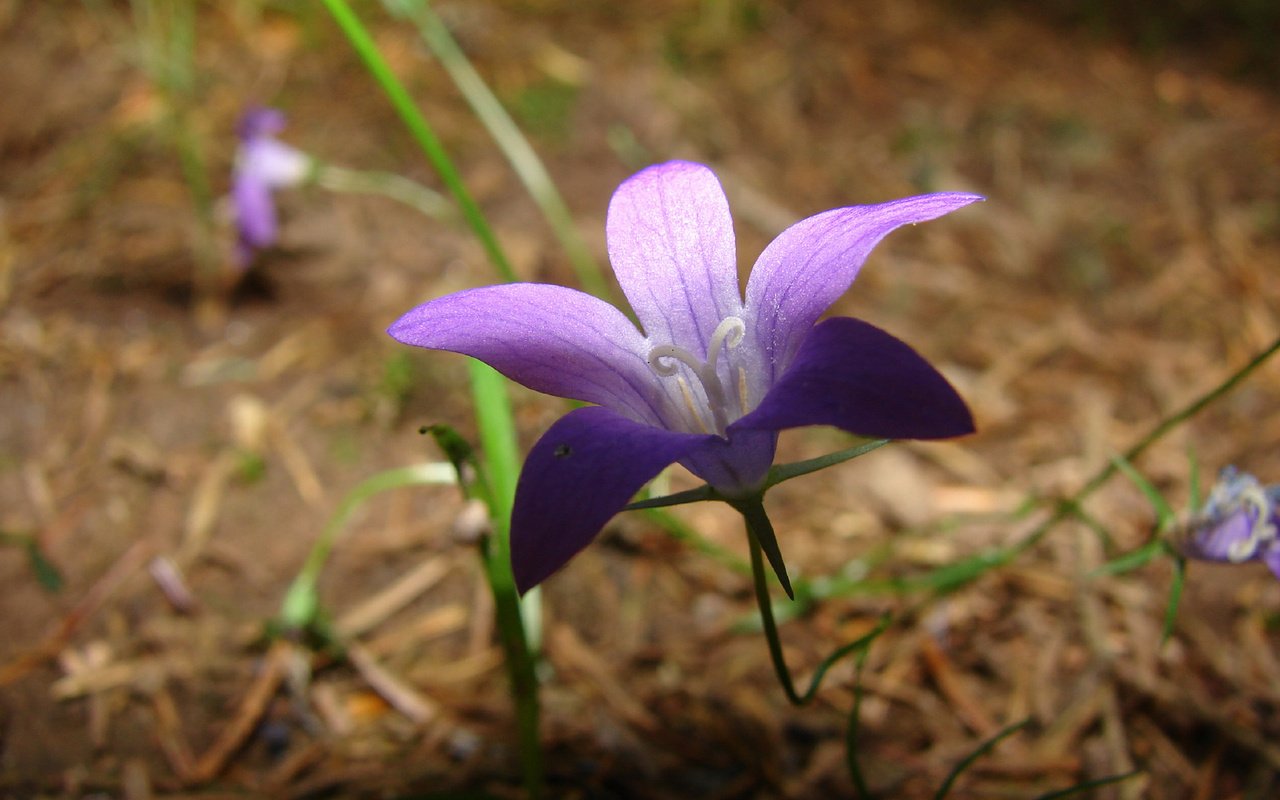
1175;467;1280;578
232;107;313;265
390;161;981;592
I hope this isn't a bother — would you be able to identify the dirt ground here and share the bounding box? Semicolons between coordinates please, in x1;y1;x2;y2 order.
2;1;1279;798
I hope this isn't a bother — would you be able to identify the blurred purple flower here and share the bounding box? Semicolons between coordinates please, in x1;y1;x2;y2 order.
1176;467;1280;578
232;107;313;265
390;161;980;591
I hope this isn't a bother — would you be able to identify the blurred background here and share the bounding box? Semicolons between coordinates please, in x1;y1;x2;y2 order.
1;0;1278;796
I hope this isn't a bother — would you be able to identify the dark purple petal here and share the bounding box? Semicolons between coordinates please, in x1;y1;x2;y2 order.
680;428;777;497
743;193;982;384
388;284;668;425
731;317;974;439
606;161;744;355
238;107;287;141
511;406;711;592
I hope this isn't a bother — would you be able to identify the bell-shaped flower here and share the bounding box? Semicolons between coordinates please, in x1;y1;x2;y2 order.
390;161;980;592
1175;466;1280;578
232;107;313;265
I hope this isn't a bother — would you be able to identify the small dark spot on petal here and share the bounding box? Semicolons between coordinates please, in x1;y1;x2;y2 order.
554;444;573;459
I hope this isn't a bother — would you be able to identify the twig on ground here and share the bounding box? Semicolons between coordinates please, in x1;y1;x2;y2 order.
186;639;294;783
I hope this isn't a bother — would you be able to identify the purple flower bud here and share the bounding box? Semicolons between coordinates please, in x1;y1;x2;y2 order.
1175;467;1280;579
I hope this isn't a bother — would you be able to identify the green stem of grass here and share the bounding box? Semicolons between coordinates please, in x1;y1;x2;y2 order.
384;0;611;299
323;1;541;793
280;462;456;630
322;0;516;284
1011;333;1280;557
314;164;453;220
131;0;218;289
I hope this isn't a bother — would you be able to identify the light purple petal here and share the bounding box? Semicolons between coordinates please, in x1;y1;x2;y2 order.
233;172;276;251
1179;509;1256;563
244;138;312;189
511;406;711;592
743;193;983;384
388;284;667;424
606;161;743;355
731;317;974;439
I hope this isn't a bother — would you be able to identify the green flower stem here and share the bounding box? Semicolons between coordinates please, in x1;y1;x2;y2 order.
314;164;452;220
746;510;804;706
321;0;516;283
383;0;611;300
742;500;889;707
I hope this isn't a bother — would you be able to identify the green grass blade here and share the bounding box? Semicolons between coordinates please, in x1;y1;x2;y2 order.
1187;446;1202;510
321;0;517;283
1162;557;1186;644
1112;454;1174;531
1011;334;1280;556
1032;770;1141;799
845;630;880;800
280;462;456;629
932;719;1030;800
384;0;611;299
1092;540;1167;577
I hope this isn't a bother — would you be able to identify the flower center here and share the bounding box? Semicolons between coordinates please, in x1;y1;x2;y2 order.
647;316;749;436
1224;483;1277;562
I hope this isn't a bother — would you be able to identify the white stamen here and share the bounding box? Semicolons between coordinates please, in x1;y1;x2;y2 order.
648;316;747;435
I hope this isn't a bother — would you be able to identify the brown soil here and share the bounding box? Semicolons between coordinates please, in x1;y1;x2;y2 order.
1;1;1278;798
